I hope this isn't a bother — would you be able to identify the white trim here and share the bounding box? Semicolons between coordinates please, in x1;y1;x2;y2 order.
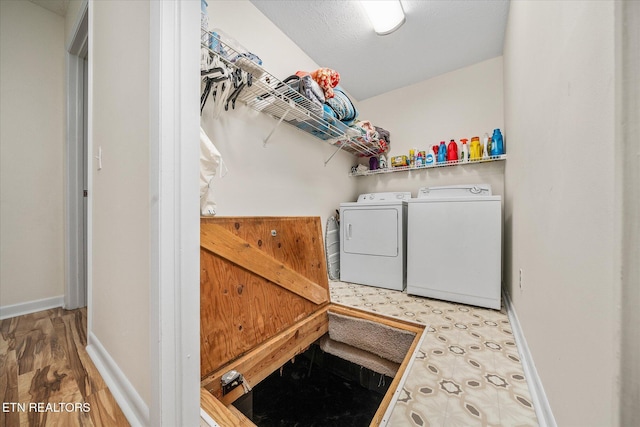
64;1;89;310
86;333;149;426
0;296;64;320
503;291;557;427
149;1;201;426
200;408;221;427
86;0;94;352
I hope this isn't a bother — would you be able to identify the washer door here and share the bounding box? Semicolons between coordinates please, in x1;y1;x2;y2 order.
342;208;399;257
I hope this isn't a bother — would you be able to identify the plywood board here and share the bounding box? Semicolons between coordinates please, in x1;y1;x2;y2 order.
200;217;329;378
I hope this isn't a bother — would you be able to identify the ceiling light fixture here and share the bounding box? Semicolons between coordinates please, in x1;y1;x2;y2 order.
361;0;406;35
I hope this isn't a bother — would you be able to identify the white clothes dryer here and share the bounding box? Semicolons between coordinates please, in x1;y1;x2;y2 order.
407;185;502;309
339;192;411;290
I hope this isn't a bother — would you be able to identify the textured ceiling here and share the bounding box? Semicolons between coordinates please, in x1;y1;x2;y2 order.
251;0;510;101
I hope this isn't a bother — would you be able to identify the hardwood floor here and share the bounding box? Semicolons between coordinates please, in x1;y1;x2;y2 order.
0;308;129;427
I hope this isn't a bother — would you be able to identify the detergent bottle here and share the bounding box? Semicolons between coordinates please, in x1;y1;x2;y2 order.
460;139;469;162
470;136;481;160
491;128;504;156
379;154;388;169
447;139;459;162
425;149;435;166
437;141;447;163
482;133;490;159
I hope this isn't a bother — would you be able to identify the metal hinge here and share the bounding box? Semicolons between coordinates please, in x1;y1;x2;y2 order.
83;190;88;197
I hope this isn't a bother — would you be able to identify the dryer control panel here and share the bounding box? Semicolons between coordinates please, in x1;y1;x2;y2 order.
357;192;412;202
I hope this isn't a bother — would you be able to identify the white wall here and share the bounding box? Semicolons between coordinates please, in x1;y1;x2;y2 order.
202;1;358;223
356;57;505;198
503;1;618;425
0;1;65;307
90;0;150;407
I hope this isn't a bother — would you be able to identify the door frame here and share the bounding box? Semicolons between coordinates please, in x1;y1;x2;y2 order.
65;1;88;310
149;1;201;425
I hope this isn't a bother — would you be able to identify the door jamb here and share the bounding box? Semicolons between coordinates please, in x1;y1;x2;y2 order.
65;1;89;311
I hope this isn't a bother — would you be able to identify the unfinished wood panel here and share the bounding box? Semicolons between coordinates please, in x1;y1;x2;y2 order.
201;224;328;304
200;217;330;377
201;308;329;404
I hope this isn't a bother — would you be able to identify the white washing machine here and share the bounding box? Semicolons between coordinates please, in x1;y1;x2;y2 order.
407;185;502;309
340;192;411;290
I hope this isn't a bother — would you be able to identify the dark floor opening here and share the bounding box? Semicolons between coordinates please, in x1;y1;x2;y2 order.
238;345;392;427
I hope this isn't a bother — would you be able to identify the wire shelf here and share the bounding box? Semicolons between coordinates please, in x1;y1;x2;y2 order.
349;155;507;177
200;30;381;158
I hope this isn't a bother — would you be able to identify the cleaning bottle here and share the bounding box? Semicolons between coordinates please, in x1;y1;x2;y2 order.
379;154;388;169
491;128;504;156
460;138;469;162
482;133;490;159
416;151;424;168
425;149;435;166
470;136;481;160
447;139;459;162
437;141;447;163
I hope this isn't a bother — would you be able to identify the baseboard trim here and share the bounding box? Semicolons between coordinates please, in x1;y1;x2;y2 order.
0;295;64;320
86;332;149;426
503;291;557;427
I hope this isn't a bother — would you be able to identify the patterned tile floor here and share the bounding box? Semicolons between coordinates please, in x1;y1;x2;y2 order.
329;281;539;427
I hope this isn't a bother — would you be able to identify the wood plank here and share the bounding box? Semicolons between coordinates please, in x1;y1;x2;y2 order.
370;326;424;426
201;388;244;427
201;308;329;405
226;404;255;427
201;223;328;305
328;304;425;334
201;217;328;290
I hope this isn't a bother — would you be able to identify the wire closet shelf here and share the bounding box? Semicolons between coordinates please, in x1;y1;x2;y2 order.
200;29;381;160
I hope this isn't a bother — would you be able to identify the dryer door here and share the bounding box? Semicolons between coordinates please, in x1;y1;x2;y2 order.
342;208;399;257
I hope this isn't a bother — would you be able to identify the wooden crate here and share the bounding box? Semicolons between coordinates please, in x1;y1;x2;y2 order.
200;217;424;426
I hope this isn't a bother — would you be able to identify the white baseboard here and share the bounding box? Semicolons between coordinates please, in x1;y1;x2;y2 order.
503;291;557;427
86;332;149;426
0;295;64;320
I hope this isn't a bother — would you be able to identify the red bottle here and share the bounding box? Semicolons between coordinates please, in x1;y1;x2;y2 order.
447;139;459;162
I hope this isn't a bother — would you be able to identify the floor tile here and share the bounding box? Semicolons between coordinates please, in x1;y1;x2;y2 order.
329;281;539;427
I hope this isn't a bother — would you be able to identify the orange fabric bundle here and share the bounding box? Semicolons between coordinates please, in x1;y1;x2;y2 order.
310;68;340;99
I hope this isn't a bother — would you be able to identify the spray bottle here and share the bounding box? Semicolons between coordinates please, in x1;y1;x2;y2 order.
460;139;469;162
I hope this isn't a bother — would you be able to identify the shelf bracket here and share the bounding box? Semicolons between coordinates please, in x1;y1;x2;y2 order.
323;142;345;167
263;110;289;147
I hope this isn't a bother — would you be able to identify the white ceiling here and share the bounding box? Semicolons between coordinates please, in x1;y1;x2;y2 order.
250;0;510;101
28;0;69;17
